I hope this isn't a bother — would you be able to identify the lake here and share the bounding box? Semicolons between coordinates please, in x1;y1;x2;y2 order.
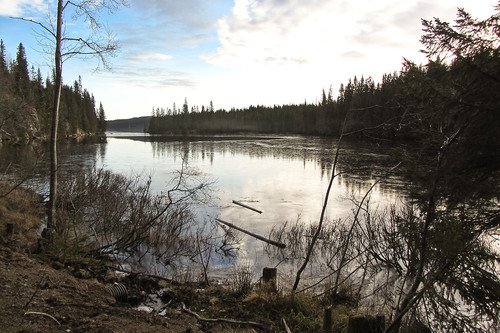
0;133;407;276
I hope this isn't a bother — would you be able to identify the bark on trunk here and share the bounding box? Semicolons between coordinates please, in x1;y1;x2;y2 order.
46;0;63;239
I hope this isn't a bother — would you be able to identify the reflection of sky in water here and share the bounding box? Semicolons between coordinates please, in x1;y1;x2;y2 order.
94;135;407;270
98;137;405;232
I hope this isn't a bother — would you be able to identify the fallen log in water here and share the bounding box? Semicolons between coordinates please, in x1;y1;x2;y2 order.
215;218;286;249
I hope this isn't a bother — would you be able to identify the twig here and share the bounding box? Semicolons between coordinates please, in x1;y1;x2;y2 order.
283;318;292;333
216;218;286;248
24;311;61;325
181;302;265;329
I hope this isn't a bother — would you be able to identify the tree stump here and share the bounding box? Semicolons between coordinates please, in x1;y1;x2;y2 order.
262;267;277;291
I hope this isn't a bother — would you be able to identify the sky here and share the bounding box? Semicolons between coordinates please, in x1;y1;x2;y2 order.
0;0;497;120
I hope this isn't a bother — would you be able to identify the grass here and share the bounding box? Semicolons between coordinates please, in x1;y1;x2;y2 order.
0;182;45;251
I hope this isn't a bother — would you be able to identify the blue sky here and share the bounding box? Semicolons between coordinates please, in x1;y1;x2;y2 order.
0;0;497;120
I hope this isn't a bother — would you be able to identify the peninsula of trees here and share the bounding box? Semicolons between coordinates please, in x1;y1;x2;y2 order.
0;41;106;144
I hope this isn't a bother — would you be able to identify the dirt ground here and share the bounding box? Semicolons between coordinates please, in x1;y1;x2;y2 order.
0;245;206;333
0;185;265;333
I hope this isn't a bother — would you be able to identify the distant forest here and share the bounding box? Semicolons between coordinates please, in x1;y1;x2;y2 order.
148;74;402;138
0;41;106;143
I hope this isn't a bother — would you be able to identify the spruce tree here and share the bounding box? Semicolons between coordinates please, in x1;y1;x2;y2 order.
0;40;8;76
13;43;30;97
98;102;106;132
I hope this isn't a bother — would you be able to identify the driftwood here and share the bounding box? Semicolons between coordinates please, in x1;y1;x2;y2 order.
216;218;286;249
232;200;263;214
181;302;265;329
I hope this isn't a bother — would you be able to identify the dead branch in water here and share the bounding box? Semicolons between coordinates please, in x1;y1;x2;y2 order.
232;200;263;214
216;218;286;249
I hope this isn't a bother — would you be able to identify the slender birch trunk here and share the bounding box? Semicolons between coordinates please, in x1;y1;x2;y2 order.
46;0;63;239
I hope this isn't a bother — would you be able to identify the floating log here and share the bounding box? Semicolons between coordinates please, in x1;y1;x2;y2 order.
232;200;263;214
215;218;286;248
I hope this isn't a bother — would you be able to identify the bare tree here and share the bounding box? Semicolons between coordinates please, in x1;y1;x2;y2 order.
13;0;127;240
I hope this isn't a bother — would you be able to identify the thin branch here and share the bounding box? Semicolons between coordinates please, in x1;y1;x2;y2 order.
24;311;61;325
10;17;56;38
181;302;265;329
283;318;292;333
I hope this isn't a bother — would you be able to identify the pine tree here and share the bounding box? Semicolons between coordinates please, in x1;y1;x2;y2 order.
97;102;106;132
13;43;30;97
327;84;333;104
0;40;8;76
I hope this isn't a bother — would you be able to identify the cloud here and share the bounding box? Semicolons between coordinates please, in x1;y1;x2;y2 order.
129;0;227;31
205;0;497;70
113;2;220;63
205;0;421;67
129;52;173;62
0;0;47;17
97;60;197;89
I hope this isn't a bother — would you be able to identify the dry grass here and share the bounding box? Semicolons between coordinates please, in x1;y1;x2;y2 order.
0;182;45;251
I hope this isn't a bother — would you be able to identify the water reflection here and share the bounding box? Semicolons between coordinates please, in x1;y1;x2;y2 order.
146;136;405;193
1;134;408;272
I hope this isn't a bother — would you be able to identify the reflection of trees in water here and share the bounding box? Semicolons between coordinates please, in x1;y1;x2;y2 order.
1;137;406;199
0;139;103;188
149;137;406;196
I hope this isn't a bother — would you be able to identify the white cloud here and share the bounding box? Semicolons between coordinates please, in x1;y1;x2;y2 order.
130;0;222;31
0;0;47;17
130;52;172;62
198;0;498;108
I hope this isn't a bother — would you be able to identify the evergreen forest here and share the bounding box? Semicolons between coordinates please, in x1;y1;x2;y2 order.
0;41;106;144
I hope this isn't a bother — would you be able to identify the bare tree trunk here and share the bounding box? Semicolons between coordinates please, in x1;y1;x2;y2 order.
46;0;63;239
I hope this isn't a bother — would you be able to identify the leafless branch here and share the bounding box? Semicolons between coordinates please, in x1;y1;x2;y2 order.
10;17;56;38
